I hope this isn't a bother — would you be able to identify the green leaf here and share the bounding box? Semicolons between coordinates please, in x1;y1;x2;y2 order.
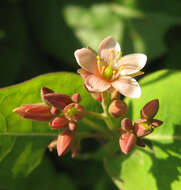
0;156;76;190
0;3;26;86
63;2;180;59
24;0;180;66
0;72;103;179
104;70;181;190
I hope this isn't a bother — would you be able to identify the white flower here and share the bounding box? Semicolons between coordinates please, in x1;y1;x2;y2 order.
74;36;147;98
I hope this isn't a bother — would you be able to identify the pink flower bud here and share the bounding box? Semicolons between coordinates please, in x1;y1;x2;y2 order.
63;103;85;122
141;99;159;120
134;119;152;137
121;118;133;131
151;119;163;128
43;93;72;109
91;92;102;102
57;130;75;156
13;103;54;121
71;93;81;103
119;132;137;154
41;86;54;96
49;116;68;130
108;100;127;118
68;122;77;131
41;86;54;104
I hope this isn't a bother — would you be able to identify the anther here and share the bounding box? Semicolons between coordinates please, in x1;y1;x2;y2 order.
101;66;105;70
96;55;100;59
109;49;114;53
120;65;125;71
116;51;119;55
97;60;101;64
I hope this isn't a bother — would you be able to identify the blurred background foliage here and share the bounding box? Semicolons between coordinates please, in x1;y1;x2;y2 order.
0;0;180;189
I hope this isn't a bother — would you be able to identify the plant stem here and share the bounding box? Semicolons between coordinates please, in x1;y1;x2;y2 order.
85;110;106;120
82;117;105;132
101;92;115;130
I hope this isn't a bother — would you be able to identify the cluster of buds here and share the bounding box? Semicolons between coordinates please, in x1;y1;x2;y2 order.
13;87;85;157
119;99;163;154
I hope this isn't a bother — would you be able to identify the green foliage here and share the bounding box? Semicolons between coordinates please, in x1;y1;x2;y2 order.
0;72;104;180
0;156;76;190
24;0;181;67
104;70;181;190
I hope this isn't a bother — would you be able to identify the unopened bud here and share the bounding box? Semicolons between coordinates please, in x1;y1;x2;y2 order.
151;119;163;128
141;99;159;120
108;100;127;118
13;103;53;121
41;86;54;105
91;92;102;102
119;132;136;154
136;139;145;147
43;93;72;109
121;118;133;131
57;130;75;156
134;119;152;137
63;103;85;122
68;122;77;131
71;93;81;103
49;116;68;130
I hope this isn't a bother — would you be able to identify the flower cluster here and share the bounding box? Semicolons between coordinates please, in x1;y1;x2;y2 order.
13;36;163;157
119;100;163;154
13;87;85;157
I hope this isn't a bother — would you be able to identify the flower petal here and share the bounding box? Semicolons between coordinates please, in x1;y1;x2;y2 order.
119;53;147;75
85;75;111;92
98;36;121;62
111;76;141;98
74;48;97;74
77;69;91;80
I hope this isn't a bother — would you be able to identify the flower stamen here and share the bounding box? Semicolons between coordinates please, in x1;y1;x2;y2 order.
120;65;125;71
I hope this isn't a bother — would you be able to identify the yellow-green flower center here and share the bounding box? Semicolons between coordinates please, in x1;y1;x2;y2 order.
67;107;78;117
103;65;113;79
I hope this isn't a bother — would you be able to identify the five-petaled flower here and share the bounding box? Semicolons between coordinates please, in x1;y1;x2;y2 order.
74;36;147;98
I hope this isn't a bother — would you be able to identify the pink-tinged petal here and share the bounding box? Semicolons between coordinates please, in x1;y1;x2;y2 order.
119;54;147;75
98;36;121;62
77;69;91;80
111;76;141;98
85;75;111;92
74;48;97;74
